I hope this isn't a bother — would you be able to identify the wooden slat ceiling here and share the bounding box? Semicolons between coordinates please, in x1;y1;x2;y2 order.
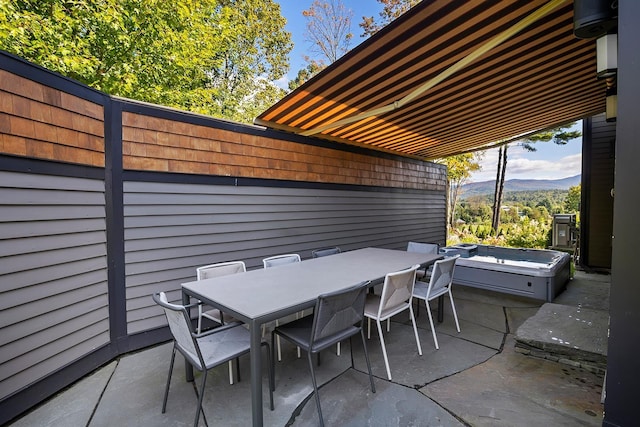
256;0;606;160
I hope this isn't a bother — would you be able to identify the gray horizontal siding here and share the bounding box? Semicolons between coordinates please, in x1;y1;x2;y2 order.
124;180;445;334
0;171;109;401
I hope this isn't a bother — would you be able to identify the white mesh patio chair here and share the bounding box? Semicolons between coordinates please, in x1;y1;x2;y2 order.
311;246;341;258
364;264;422;380
196;261;246;332
412;255;461;350
262;253;302;361
195;260;246;384
271;281;375;427
152;292;274;427
407;241;439;279
262;253;301;268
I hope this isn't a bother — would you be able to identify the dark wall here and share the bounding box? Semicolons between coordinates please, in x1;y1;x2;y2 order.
603;0;640;426
581;114;615;270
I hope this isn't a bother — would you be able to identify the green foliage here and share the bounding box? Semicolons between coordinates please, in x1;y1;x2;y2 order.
520;124;582;151
289;60;326;91
0;0;292;124
450;188;578;249
564;184;581;213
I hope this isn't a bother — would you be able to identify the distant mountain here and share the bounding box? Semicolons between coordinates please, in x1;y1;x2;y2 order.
460;175;581;198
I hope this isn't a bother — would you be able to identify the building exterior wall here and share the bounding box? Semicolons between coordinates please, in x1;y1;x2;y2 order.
123;179;444;334
0;51;446;423
581;114;615;270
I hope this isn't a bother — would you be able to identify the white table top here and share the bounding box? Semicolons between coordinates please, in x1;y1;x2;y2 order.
182;247;441;323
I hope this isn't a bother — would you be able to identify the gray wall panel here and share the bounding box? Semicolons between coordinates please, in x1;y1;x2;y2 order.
123;180;445;334
0;171;109;402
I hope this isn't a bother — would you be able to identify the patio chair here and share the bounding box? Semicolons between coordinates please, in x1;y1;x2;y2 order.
311;246;343;354
271;281;375;427
262;253;302;361
412;255;461;350
195;260;246;385
311;246;341;258
364;264;422;380
196;260;246;333
152;292;274;427
262;253;301;268
407;241;439;279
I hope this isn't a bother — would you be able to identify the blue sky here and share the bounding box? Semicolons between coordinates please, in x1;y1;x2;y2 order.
276;1;583;183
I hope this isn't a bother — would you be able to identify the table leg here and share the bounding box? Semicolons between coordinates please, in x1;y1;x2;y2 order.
437;295;444;323
182;291;194;382
250;319;263;426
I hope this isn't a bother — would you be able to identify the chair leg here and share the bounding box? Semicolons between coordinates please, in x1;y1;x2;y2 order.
449;289;461;332
367;317;371;339
229;360;234;385
359;329;376;393
409;303;422;356
375;319;392;380
275;319;282;361
336;341;341;356
425;300;440;349
193;369;207;427
349;336;354;368
386;318;390;333
197;304;203;334
307;351;325;427
162;345;177;413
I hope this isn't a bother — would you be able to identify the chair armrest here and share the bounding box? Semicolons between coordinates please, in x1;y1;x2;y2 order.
192;321;244;338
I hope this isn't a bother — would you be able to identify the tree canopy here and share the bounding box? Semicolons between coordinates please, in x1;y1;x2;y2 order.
0;0;293;123
302;0;353;64
360;0;421;37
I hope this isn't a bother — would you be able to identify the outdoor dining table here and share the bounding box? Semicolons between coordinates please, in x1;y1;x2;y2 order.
181;247;443;426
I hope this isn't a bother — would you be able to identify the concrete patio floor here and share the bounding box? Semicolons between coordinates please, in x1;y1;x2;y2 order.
9;271;608;426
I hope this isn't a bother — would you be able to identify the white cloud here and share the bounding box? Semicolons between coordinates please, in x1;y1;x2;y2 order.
273;75;290;91
470;150;582;182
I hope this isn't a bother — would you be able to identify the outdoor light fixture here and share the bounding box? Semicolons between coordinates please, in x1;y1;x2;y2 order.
596;33;617;121
596;33;617;78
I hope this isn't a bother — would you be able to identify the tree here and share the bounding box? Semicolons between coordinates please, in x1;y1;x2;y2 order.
491;145;508;232
439;153;482;228
288;59;325;91
564;184;581;213
210;0;292;122
360;0;421;38
0;0;292;124
490;123;581;233
302;0;353;64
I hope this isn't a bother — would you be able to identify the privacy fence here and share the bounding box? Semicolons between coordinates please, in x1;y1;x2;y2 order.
0;51;447;423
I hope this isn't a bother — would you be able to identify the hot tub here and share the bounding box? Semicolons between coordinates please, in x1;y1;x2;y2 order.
443;244;571;301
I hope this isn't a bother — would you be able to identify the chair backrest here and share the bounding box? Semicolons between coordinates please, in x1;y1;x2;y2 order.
311;281;369;343
407;241;439;254
263;253;301;268
426;255;459;298
152;292;202;369
377;264;420;317
197;261;246;280
311;246;341;258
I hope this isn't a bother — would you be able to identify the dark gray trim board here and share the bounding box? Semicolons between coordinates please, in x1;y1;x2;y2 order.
1;50;106;105
0;344;115;426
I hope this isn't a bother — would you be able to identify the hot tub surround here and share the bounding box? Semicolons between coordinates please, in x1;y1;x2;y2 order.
443;244;572;302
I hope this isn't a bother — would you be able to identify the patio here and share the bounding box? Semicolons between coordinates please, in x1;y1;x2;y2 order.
9;270;607;427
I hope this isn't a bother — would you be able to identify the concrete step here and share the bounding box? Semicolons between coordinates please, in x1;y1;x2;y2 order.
514;302;608;374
